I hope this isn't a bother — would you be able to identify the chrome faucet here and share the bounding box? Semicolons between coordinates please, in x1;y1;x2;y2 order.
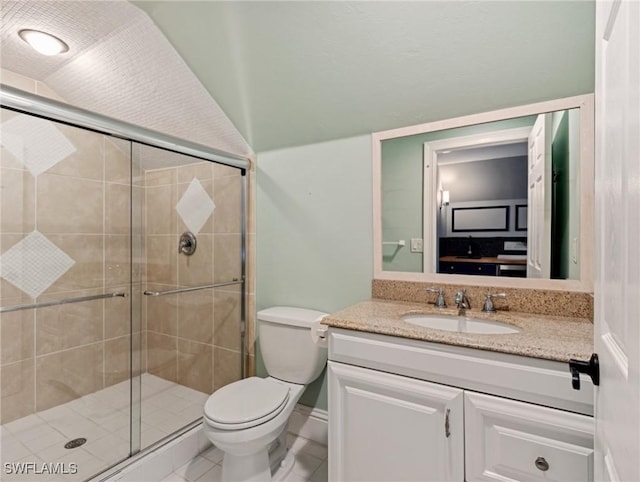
454;289;471;316
426;287;447;308
482;290;507;313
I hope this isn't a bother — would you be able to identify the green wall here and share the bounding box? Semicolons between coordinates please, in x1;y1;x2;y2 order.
256;135;373;410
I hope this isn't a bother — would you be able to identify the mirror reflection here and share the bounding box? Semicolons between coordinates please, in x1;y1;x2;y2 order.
381;108;580;280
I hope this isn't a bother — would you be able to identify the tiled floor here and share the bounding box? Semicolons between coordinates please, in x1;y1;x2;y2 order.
159;433;328;482
1;374;208;481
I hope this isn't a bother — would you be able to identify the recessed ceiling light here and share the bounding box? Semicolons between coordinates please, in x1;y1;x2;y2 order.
18;29;69;56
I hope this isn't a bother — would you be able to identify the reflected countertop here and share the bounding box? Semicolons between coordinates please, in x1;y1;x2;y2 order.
322;299;593;363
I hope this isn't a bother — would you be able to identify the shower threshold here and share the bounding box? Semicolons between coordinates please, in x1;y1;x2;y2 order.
1;374;208;481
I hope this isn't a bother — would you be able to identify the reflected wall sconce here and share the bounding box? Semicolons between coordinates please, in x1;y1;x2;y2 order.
440;190;450;210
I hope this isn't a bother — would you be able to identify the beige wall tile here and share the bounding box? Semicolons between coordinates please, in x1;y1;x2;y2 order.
177;290;213;344
147;292;178;336
246;234;256;295
212;176;242;234
147;332;177;383
133;331;146;376
213;289;241;351
1;168;35;234
146;236;177;284
177;339;212;394
145;168;176;187
37;174;104;234
105;138;131;184
146;184;176;235
106;184;131;235
106;235;130;288
245;293;256;356
213;234;242;283
36;295;103;355
178;234;213;286
0;109;24;170
1;359;35;423
36;343;104;412
213;347;241;391
245;354;255;378
0;310;34;364
1;235;33;300
46;124;104;181
105;293;131;339
177;162;214;184
44;235;104;294
105;336;131;387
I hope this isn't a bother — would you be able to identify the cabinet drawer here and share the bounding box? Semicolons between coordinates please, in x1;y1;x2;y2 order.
465;392;594;482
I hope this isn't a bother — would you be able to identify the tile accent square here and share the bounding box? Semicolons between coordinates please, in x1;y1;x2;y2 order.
0;231;75;298
175;178;215;235
1;115;76;177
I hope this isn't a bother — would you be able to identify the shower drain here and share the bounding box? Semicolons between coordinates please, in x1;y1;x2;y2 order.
64;438;87;449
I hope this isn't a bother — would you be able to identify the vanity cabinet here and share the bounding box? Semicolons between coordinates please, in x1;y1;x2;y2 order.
328;328;594;482
328;362;464;482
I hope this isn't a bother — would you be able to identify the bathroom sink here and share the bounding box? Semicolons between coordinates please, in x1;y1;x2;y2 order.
401;313;520;335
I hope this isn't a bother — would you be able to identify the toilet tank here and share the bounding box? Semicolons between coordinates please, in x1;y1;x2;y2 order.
258;307;328;384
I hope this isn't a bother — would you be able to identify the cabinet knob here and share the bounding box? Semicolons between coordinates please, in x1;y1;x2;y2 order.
534;456;549;472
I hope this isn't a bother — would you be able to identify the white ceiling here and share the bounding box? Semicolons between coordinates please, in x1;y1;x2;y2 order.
1;1;595;154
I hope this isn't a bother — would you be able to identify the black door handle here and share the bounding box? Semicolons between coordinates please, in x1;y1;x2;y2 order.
569;353;600;390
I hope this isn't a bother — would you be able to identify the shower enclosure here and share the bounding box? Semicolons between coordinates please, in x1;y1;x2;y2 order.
0;85;248;480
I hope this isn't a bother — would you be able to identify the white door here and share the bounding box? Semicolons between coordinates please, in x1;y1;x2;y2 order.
527;113;552;278
594;1;640;481
328;361;464;482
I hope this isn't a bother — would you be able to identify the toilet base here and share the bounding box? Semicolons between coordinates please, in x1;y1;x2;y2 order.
221;450;271;482
272;451;295;482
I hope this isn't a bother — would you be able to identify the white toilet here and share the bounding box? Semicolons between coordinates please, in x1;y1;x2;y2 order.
202;306;328;482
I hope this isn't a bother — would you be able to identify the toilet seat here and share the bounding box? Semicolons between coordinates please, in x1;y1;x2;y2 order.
204;377;290;430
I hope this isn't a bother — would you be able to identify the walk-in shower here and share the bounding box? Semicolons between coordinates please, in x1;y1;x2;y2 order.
0;85;249;480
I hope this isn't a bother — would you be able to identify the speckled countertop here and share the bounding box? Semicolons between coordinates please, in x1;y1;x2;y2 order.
322;299;593;363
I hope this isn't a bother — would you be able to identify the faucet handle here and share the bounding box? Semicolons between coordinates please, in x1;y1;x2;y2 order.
426;287;447;308
482;290;507;312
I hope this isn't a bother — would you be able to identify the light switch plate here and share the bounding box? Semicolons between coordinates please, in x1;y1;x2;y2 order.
411;238;424;253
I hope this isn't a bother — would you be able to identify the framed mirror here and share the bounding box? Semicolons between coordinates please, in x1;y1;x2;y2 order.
372;95;594;292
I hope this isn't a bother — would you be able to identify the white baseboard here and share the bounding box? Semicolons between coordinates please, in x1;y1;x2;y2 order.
288;404;328;446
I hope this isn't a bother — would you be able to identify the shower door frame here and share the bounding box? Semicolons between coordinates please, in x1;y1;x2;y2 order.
0;83;249;465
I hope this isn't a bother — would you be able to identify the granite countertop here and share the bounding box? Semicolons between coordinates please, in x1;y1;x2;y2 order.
322;299;593;363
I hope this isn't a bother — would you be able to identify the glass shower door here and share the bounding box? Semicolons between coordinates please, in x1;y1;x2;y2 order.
135;144;245;450
0;107;137;480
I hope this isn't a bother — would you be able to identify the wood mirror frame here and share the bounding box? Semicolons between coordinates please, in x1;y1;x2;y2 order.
372;94;594;292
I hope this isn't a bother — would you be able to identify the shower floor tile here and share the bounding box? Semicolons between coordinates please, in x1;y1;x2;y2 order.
1;374;208;481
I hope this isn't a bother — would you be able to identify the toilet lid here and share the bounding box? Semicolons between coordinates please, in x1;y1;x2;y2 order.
204;377;290;428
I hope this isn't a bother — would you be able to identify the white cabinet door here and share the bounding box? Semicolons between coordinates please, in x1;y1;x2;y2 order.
328;361;464;482
465;392;594;482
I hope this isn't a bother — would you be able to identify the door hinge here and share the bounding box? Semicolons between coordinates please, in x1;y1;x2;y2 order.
569;353;600;390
